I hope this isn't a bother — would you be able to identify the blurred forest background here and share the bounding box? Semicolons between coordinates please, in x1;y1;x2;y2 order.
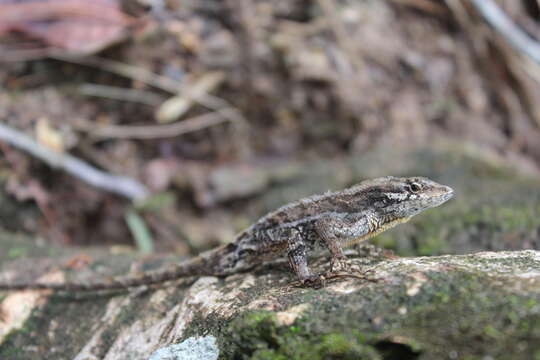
0;0;539;260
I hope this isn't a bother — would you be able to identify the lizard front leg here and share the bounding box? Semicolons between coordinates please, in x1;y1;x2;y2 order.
314;214;370;273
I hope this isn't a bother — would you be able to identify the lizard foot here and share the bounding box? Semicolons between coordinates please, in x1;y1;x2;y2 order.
291;270;378;289
330;257;361;273
292;274;325;289
328;258;379;283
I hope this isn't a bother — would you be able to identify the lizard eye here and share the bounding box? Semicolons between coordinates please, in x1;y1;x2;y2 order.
409;182;422;193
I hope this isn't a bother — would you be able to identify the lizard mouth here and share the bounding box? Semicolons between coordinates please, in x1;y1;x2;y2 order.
437;185;454;203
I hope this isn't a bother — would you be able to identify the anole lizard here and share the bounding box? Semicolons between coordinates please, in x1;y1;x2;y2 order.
0;176;453;290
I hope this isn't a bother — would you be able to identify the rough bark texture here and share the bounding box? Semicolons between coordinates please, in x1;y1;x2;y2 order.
1;143;540;360
1;247;539;360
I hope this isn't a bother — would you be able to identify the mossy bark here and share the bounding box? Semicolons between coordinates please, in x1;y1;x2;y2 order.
1;244;539;360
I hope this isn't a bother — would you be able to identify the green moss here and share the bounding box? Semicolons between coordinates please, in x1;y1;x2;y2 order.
224;310;382;360
390;271;540;358
251;349;288;360
318;333;381;359
229;311;280;353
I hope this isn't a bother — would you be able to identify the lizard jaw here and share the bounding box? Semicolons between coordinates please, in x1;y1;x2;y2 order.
342;216;411;248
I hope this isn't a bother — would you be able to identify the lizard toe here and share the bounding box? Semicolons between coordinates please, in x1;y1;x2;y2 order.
300;274;325;289
330;257;361;273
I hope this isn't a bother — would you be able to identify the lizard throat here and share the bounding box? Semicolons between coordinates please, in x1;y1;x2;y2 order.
342;216;411;248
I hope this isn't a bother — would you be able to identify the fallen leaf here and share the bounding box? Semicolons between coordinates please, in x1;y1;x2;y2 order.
35;117;64;152
0;0;140;53
155;72;226;123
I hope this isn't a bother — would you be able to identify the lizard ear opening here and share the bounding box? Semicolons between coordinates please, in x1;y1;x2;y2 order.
409;182;422;193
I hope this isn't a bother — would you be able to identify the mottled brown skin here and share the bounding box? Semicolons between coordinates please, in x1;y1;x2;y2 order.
0;176;453;291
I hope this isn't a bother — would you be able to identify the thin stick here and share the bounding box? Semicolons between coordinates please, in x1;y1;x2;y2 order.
50;54;182;93
89;108;236;139
469;0;540;65
78;84;165;106
0;123;149;201
391;0;447;15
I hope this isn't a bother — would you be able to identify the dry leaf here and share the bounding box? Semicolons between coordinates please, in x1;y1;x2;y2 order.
155;71;226;123
35;117;64;152
0;0;140;53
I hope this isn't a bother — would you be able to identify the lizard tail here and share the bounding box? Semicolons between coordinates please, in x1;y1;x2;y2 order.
0;244;239;292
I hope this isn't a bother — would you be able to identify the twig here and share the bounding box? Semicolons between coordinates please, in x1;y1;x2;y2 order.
50;53;183;93
0;123;149;201
0;47;57;62
77;84;165;106
469;0;540;65
390;0;448;16
88;108;237;139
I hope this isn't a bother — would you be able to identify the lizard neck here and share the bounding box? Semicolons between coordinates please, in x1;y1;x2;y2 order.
342;216;411;248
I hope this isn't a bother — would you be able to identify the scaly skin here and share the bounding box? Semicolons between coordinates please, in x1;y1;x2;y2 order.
0;176;453;291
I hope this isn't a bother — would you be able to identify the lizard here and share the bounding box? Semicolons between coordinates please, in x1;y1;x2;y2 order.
0;176;453;291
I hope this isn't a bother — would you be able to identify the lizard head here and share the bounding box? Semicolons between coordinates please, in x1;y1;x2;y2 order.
350;176;454;219
380;176;454;218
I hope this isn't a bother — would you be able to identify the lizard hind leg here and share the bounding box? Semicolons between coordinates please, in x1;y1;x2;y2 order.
286;229;323;288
